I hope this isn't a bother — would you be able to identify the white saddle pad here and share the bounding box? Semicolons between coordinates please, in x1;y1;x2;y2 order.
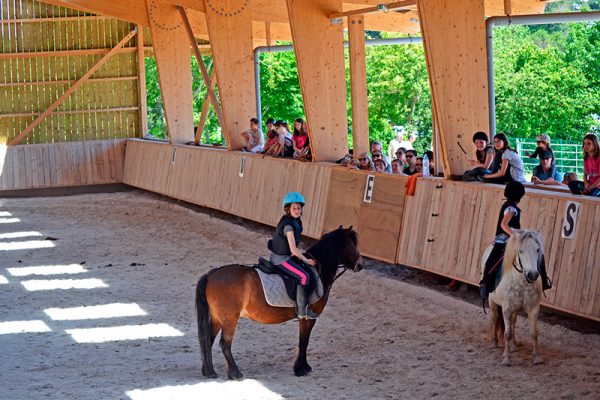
257;268;324;308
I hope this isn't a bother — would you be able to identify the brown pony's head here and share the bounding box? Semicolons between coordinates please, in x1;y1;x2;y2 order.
338;225;363;272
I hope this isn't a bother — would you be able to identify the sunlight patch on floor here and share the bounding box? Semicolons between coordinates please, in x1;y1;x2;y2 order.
45;303;147;321
0;217;20;224
8;264;87;276
66;323;183;343
0;240;55;251
0;275;7;284
126;380;285;400
0;231;42;239
0;211;12;217
21;278;108;291
0;320;52;335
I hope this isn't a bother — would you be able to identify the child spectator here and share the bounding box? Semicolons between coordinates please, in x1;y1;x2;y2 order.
374;158;388;172
483;133;525;184
464;131;496;181
531;149;563;186
263;121;283;156
415;157;423;174
562;172;578;186
403;150;418;175
526;134;554;161
391;159;404;175
568;133;600;197
265;117;275;134
276;120;294;157
241;118;264;153
292;118;311;160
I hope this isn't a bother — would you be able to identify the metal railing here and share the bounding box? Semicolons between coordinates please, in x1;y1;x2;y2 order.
516;138;583;178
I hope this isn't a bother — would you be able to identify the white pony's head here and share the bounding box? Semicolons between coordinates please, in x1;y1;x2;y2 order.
503;230;545;284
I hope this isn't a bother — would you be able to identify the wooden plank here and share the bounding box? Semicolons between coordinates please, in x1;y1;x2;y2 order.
136;24;148;137
417;0;490;178
145;0;194;145
202;0;255;150
287;0;348;161
9;28;138;145
348;14;369;157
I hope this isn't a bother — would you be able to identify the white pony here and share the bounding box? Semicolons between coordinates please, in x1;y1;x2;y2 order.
481;229;545;366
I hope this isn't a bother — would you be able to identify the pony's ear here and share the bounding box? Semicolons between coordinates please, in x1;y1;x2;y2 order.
338;225;344;230
347;225;353;231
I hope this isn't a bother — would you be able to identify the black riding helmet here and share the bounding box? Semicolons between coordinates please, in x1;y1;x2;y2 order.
504;181;525;203
472;131;489;143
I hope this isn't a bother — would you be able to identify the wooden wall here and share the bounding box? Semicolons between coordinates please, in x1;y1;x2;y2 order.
0;1;141;144
0;139;126;190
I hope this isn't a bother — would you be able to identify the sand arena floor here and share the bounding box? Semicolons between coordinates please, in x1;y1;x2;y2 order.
0;190;599;400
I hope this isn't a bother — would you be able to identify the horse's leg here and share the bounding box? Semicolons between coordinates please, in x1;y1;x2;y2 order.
509;311;519;352
488;301;499;348
294;318;316;376
501;307;514;366
201;321;221;378
528;304;543;365
219;316;243;380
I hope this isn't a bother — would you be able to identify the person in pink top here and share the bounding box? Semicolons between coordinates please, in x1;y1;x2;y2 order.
292;118;311;160
568;134;600;197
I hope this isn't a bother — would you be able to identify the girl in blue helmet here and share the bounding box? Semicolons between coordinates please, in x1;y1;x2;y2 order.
480;182;552;299
268;191;319;320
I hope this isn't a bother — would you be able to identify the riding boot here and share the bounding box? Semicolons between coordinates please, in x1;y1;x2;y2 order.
539;256;552;290
296;285;319;320
480;242;505;300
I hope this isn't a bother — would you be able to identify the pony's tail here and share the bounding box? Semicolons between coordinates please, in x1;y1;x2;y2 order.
196;272;214;375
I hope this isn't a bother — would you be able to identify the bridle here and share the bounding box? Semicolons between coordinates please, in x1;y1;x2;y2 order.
512;253;540;284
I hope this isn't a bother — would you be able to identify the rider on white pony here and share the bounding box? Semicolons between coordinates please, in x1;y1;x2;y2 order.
480;182;552;299
269;192;319;320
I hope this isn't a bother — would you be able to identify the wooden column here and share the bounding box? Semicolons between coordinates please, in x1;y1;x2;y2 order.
202;0;255;150
348;14;369;158
145;0;194;145
417;0;490;178
136;25;148;137
287;0;348;161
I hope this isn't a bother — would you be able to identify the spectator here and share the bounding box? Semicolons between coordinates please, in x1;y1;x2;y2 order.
374;158;389;172
483;133;525;183
263;123;283;156
391;159;404;175
526;133;554;161
531;149;563;186
357;152;374;171
403;149;418;175
424;150;436;176
463;131;495;181
371;141;392;171
562;172;578;186
292;118;311;160
395;147;408;168
276;120;294;157
265;117;275;134
345;158;360;170
241;118;264;153
399;131;417;151
415;157;423;174
388;126;407;160
568;133;600;197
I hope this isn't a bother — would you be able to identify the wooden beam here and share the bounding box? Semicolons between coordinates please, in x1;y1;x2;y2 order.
287;0;349;161
329;0;416;19
136;25;148;138
202;0;256;150
504;0;513;15
0;76;137;88
0;48;136;60
38;0;149;25
146;0;195;145
348;15;369;157
9;28;138;146
417;0;490;178
178;7;226;139
195;68;218;145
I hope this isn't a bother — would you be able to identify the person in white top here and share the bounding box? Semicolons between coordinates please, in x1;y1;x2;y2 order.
241;118;264;153
388;126;407;160
398;131;417;151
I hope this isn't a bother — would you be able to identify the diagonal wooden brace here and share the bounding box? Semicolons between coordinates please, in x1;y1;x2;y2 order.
9;27;138;146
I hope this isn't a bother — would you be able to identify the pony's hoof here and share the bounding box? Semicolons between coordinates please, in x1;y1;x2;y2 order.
533;356;543;365
294;364;312;376
501;358;511;367
227;370;243;380
202;366;218;379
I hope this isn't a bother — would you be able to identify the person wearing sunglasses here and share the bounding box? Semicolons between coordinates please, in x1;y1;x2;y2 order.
403;149;418;175
526;134;554;161
531;149;563;186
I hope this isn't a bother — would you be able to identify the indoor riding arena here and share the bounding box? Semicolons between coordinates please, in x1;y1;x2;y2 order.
1;1;599;400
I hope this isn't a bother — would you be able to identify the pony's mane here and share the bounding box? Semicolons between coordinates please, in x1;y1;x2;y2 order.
307;227;358;283
503;229;543;278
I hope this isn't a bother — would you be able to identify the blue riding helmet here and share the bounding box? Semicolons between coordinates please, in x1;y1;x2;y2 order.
283;192;305;207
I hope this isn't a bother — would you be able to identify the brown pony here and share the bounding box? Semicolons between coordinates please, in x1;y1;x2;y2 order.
195;226;362;379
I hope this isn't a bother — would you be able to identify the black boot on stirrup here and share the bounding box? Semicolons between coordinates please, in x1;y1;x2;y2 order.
296;285;319;320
